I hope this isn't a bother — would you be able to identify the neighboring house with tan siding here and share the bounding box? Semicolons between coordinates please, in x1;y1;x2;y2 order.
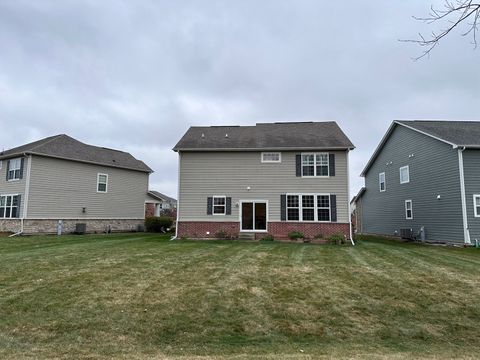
173;122;355;240
0;134;152;234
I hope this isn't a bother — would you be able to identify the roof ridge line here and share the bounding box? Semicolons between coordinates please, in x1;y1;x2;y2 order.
28;134;65;152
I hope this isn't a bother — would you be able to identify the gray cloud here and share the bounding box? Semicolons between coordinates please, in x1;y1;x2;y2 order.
1;0;479;198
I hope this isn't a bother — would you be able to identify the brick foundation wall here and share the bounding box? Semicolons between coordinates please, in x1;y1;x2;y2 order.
177;221;240;239
268;222;350;240
0;219;144;235
177;221;350;240
145;203;155;217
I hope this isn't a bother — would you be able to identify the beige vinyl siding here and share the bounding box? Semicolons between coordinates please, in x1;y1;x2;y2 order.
27;156;148;219
0;157;28;218
178;151;349;223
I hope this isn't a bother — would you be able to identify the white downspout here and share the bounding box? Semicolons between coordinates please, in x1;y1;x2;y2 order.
347;150;354;245
458;147;471;244
171;151;180;240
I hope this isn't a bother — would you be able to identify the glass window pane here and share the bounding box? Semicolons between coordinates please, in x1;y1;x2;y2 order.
303;208;314;221
11;207;17;218
6;197;11;206
0;196;5;206
287;195;299;207
0;208;4;217
302;165;314;176
98;183;107;192
214;197;225;205
302;195;314;208
287;209;299;221
98;175;107;183
5;208;10;218
316;165;329;176
12;196;18;206
302;154;314;165
318;209;330;221
317;195;330;208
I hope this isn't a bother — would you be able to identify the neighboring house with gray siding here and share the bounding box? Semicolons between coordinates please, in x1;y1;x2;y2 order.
359;120;480;245
173;122;355;240
0;134;152;234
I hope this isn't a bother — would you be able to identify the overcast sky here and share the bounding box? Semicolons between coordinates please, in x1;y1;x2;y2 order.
1;0;479;198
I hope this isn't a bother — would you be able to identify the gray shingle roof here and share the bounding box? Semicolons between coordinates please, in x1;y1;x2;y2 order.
396;120;480;147
0;134;152;173
361;120;480;177
173;121;355;151
148;190;176;202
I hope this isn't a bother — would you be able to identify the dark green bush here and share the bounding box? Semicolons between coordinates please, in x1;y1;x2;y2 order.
328;233;345;245
145;216;173;233
288;231;304;240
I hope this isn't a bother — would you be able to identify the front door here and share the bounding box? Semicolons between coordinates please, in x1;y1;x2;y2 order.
241;201;267;231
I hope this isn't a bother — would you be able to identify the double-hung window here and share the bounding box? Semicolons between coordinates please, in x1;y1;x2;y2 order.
400;166;410;184
301;153;329;177
474;195;480;217
0;194;20;218
405;200;413;220
213;196;226;215
7;158;22;181
286;194;331;222
97;173;108;193
379;172;386;192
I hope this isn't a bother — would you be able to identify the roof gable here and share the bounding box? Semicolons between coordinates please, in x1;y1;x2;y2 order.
360;120;480;176
0;134;152;173
173;121;355;151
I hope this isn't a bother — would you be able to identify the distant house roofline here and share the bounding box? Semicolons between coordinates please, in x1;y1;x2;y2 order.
360;120;480;177
0;134;152;173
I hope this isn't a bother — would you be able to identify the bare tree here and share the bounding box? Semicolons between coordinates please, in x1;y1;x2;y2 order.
403;1;480;59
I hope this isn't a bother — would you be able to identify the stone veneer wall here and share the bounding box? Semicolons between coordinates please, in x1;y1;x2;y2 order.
0;219;22;233
177;221;350;240
0;219;144;235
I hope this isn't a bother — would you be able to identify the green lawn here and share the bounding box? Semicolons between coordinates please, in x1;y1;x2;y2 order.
1;234;480;359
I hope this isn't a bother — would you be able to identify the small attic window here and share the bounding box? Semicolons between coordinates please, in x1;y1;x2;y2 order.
261;152;281;163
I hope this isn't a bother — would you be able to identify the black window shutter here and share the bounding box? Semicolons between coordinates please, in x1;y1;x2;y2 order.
330;194;337;222
207;197;213;215
19;158;25;179
226;197;232;215
329;153;335;176
295;155;301;177
280;194;286;221
6;160;10;181
16;195;21;218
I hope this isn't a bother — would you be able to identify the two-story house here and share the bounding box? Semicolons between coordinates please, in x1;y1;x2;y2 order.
173;122;355;240
0;134;152;234
359;120;480;245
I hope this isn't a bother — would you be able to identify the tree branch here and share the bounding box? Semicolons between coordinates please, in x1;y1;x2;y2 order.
400;1;480;59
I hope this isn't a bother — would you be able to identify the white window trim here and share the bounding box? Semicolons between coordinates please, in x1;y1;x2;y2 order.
7;158;21;182
301;153;329;178
400;165;410;184
239;199;269;232
286;193;331;222
261;152;281;163
405;199;413;220
473;195;480;218
97;173;108;193
0;193;20;219
212;195;226;216
379;172;386;192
